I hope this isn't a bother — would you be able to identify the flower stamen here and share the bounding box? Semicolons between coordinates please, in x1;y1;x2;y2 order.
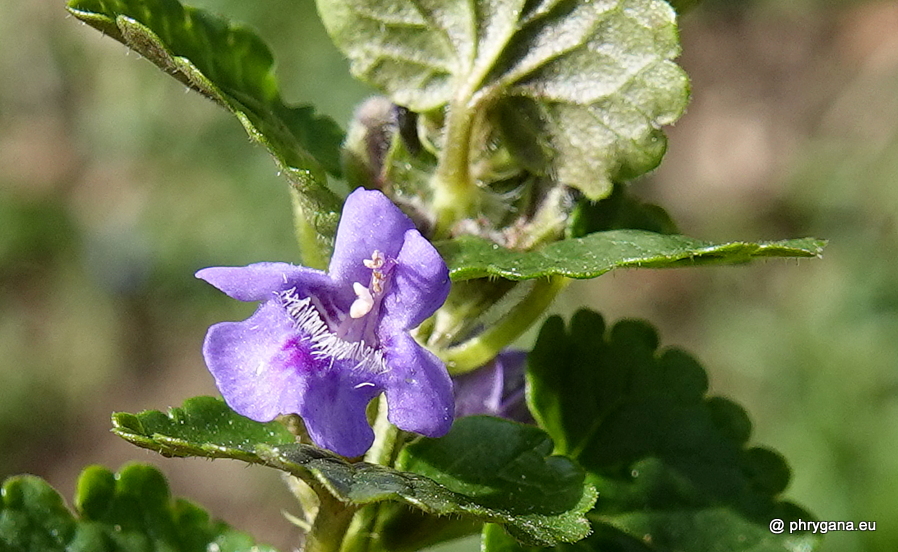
350;250;393;319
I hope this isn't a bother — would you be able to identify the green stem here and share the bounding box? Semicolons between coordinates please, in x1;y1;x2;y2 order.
427;278;519;350
364;395;401;466
290;186;331;271
339;397;403;552
440;275;568;374
431;99;478;238
305;491;357;552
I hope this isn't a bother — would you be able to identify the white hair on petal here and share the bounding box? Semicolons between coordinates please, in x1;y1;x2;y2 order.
277;288;387;374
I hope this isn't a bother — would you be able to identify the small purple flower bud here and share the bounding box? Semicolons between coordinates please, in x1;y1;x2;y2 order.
453;350;533;423
197;188;453;457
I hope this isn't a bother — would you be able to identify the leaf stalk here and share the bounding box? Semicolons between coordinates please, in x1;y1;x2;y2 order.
440;275;569;374
431;99;478;238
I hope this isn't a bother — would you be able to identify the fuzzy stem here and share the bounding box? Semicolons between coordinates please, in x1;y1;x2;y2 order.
430;99;478;238
364;395;401;466
290;187;331;271
305;491;357;552
440;275;568;374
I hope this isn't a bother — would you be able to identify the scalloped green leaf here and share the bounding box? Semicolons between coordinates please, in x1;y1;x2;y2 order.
0;463;277;552
113;398;593;547
517;310;821;552
437;229;825;281
111;396;296;462
263;443;592;548
318;0;690;199
66;0;343;265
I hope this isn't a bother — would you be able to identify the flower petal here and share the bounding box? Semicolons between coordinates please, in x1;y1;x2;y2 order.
382;333;453;437
297;370;382;458
202;300;313;422
203;299;383;456
453;350;532;422
453;359;505;417
329;188;415;288
197;262;331;302
380;228;451;333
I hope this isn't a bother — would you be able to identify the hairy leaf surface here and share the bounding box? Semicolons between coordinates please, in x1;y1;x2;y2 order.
506;311;821;552
319;0;690;198
438;230;825;281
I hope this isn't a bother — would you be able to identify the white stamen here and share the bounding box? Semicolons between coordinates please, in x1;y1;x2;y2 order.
349;282;375;318
354;382;375;389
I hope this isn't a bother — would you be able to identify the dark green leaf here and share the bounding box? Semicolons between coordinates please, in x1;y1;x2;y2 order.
668;0;702;14
568;182;679;237
113;398;594;547
0;463;277;552
395;416;594;546
371;504;484;552
66;0;344;265
520;311;820;551
265;443;591;547
318;0;690;199
399;417;583;515
437;229;825;281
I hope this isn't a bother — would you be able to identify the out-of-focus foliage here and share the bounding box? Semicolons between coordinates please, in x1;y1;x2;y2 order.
0;1;365;549
1;1;896;552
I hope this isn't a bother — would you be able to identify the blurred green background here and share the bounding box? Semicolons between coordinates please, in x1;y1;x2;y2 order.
1;1;895;551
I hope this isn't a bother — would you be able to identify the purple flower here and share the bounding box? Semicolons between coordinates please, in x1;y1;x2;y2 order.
197;188;453;457
453;350;533;423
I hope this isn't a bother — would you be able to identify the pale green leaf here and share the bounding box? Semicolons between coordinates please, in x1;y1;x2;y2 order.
319;0;690;198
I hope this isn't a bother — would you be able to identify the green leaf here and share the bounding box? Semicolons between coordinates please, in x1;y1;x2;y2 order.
399;417;583;514
395;416;594;546
318;0;690;199
519;310;820;552
113;399;593;547
66;0;344;265
265;442;593;548
437;229;825;281
111;396;296;462
0;463;277;552
668;0;702;14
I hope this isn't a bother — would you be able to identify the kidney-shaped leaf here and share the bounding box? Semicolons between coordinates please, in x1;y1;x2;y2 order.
520;310;821;552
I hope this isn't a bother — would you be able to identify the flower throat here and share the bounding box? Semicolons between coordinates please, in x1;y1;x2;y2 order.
278;250;395;373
